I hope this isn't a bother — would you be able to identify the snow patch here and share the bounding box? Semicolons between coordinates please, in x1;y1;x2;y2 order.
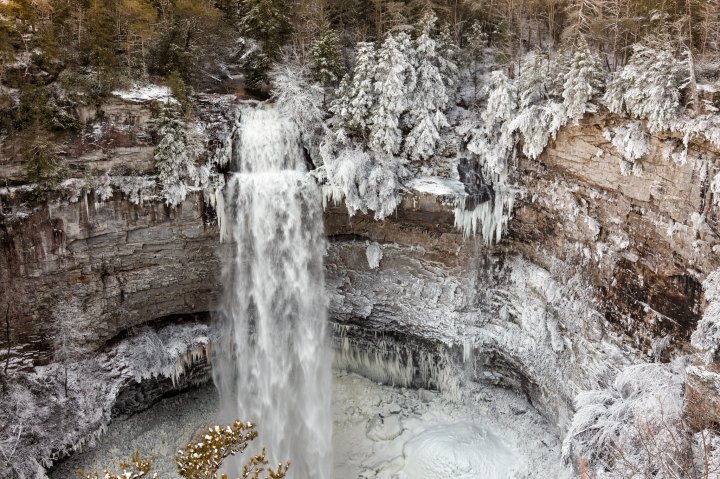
112;85;176;103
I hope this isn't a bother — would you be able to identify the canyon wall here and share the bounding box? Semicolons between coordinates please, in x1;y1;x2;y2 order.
2;104;719;436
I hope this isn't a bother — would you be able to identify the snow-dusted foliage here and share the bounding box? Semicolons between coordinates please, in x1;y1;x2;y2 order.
0;323;211;479
563;46;605;123
331;42;377;140
562;361;703;478
603;43;689;132
691;270;720;364
369;31;416;155
270;60;326;163
466;71;518;178
317;147;408;220
154;109;205;207
404;14;451;162
510;102;568;159
325;23;458;220
603;122;649;176
271;61;325;135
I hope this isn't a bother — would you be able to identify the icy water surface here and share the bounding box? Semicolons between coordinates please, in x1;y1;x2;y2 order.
52;371;571;479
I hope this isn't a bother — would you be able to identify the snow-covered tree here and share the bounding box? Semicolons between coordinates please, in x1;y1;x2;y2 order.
271;61;325;132
154;109;202;206
465;21;488;102
563;44;605;123
603;42;689;132
603;122;649;176
311;21;344;86
509;101;568;159
369;30;416;155
562;361;713;479
467;71;518;178
330;42;377;142
404;13;451;162
53;298;92;396
437;24;460;95
319;147;407;220
692;270;720;364
516;53;548;109
270;60;326;164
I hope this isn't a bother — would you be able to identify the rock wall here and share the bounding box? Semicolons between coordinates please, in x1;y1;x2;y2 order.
510;113;720;355
1;109;718;438
0;193;219;369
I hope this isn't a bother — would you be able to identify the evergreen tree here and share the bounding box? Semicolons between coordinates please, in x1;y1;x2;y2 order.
330;41;377;141
154;109;199;206
437;24;459;94
311;21;344;86
241;0;292;91
563;44;605;123
404;13;451;162
603;41;688;132
369;30;415;155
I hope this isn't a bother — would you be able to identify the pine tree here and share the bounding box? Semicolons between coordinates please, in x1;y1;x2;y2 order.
437;24;460;97
154;109;199;206
311;20;344;86
603;41;688;132
563;44;605;123
404;13;450;162
369;30;415;155
330;41;377;141
241;0;291;91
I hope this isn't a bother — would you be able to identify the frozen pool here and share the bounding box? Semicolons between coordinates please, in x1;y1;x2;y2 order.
51;371;571;479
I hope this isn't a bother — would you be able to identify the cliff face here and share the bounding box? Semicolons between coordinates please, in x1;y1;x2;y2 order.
511;114;720;354
0;194;219;368
1;105;718;440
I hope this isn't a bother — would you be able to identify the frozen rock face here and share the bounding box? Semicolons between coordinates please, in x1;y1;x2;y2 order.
511;113;720;354
0;193;219;369
2;108;720;476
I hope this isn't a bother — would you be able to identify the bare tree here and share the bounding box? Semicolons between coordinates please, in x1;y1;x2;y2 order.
53;298;92;397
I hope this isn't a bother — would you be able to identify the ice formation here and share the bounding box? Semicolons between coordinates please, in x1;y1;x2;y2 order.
454;192;516;243
213;106;332;479
366;242;383;269
0;323;211;479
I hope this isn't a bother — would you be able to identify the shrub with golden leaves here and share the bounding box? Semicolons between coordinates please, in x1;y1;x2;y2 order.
77;451;157;479
77;420;288;479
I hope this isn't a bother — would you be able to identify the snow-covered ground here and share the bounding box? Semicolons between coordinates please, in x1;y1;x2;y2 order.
51;370;569;479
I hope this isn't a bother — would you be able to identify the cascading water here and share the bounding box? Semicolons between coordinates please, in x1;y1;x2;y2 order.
213;106;332;479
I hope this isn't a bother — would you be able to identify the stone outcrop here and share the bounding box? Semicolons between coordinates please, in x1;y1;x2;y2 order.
0;193;219;369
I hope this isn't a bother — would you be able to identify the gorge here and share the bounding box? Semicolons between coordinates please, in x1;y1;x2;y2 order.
2;2;720;477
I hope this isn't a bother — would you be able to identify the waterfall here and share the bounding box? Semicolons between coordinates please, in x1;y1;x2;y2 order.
213;106;332;479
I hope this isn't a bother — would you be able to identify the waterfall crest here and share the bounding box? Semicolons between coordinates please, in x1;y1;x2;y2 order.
213;106;332;479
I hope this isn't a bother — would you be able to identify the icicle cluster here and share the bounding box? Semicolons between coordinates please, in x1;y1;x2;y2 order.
331;323;462;402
